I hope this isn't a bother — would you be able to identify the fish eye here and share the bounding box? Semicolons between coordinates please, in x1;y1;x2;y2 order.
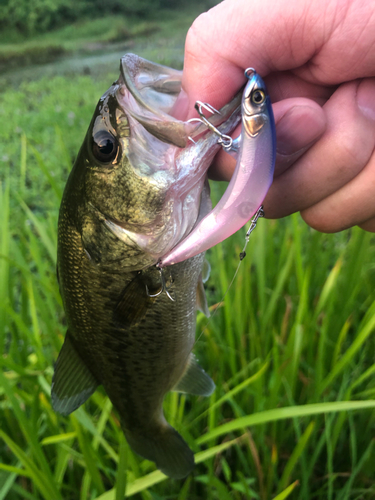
92;130;118;163
251;89;266;105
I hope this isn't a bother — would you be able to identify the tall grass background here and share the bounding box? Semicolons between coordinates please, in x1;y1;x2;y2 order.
1;16;375;499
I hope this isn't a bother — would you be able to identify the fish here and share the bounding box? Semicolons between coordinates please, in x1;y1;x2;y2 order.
52;53;243;479
159;68;276;267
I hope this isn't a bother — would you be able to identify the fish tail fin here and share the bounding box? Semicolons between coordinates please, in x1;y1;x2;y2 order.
123;424;194;479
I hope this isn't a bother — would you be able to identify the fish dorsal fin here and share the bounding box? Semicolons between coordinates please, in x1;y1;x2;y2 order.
51;332;98;416
173;354;215;397
114;272;157;326
196;276;210;318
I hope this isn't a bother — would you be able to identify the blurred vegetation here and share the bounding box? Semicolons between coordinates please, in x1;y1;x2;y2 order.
0;16;160;72
0;0;216;71
0;0;210;37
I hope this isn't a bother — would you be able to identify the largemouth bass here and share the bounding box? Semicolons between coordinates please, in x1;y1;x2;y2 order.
52;54;242;479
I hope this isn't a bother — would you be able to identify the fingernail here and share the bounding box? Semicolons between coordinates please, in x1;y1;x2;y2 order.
357;78;375;121
277;105;325;156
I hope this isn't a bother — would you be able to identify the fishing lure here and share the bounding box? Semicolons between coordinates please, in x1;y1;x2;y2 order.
159;68;276;267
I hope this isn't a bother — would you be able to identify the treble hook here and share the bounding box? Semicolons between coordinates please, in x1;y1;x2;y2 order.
146;268;175;302
186;101;233;149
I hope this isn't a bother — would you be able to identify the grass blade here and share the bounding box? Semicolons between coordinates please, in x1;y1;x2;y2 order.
197;400;375;444
272;481;299;500
115;434;128;500
279;421;315;491
0;181;10;353
319;302;375;394
0;431;57;500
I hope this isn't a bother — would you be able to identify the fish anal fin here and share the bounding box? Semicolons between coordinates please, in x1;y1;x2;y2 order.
51;332;98;416
196;275;210;317
124;424;194;479
173;354;215;397
114;272;157;326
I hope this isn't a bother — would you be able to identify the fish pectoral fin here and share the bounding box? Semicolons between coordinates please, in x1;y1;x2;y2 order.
173;354;215;397
124;424;194;479
114;272;156;326
51;332;99;416
202;258;211;283
196;275;210;317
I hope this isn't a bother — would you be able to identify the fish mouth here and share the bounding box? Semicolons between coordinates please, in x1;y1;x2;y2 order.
113;54;253;265
118;53;243;149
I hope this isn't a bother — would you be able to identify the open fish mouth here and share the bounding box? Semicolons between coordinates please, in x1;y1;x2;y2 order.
100;54;243;263
114;55;275;266
118;53;242;148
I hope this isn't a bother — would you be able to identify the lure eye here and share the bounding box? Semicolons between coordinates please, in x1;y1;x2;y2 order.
251;89;266;105
92;130;118;163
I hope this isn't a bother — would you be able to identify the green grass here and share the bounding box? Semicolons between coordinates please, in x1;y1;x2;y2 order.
1;19;375;499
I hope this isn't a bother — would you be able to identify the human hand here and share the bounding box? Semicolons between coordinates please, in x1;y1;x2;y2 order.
180;0;375;232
